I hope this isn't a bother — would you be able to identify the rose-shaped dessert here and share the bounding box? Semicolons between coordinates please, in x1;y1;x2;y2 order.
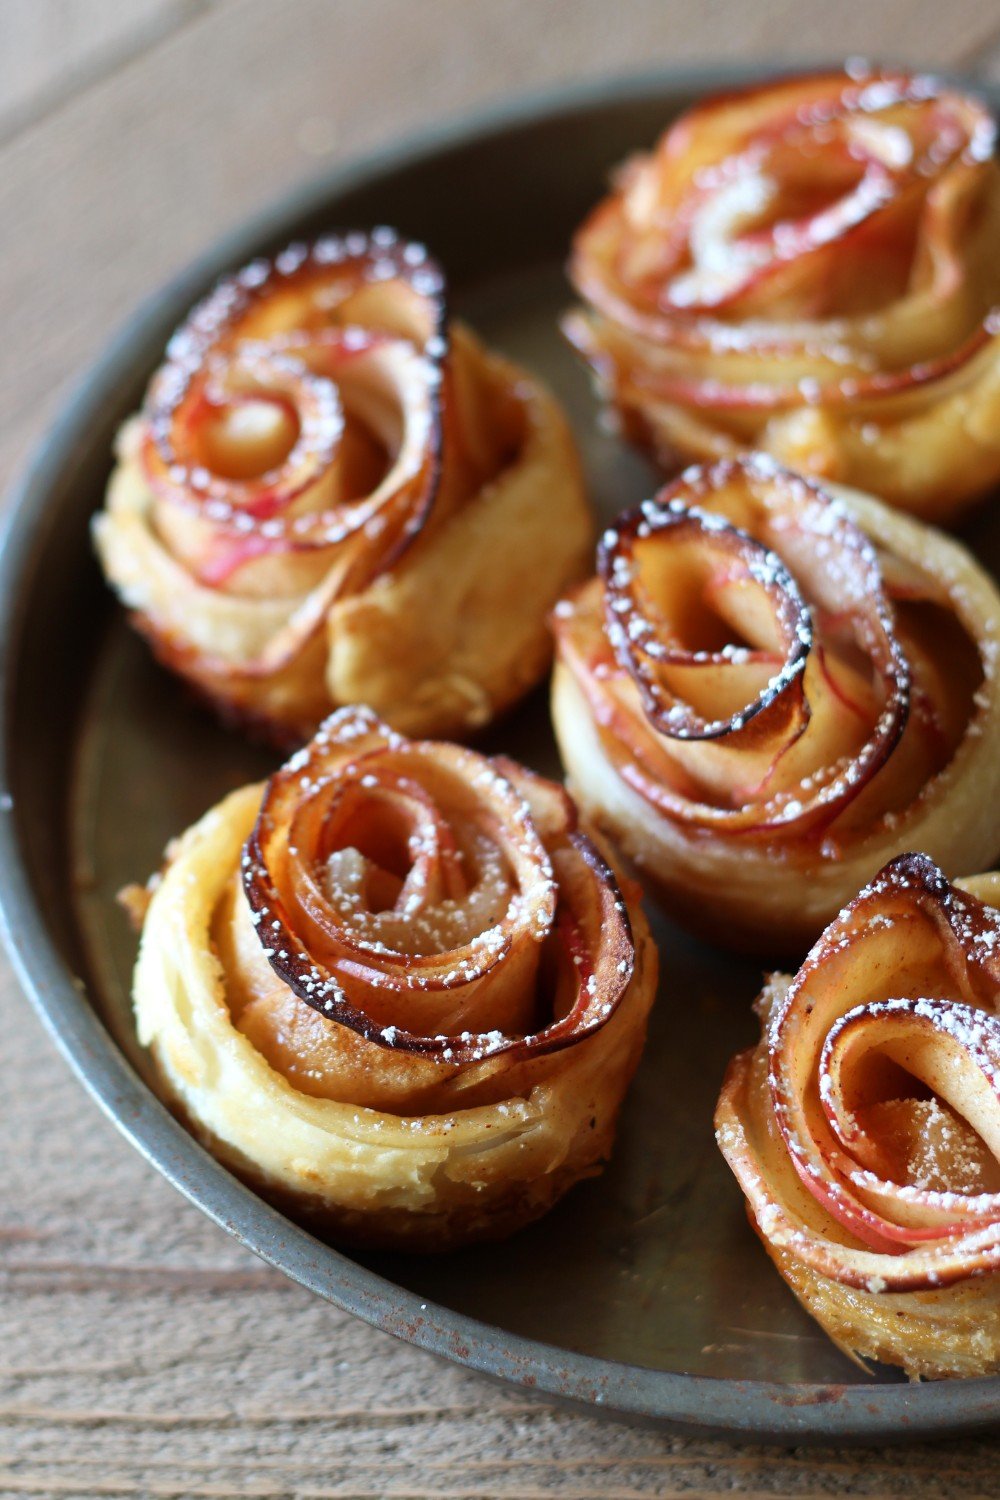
95;230;591;744
551;454;1000;950
716;854;1000;1378
566;67;1000;524
129;707;657;1250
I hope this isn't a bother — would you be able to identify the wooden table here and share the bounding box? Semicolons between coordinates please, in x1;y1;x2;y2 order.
5;4;1000;1494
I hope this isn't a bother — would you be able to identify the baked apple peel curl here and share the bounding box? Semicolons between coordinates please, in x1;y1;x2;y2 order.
595;472;910;835
95;230;591;743
716;855;1000;1378
566;66;1000;523
128;707;657;1250
241;708;636;1063
551;454;1000;949
143;330;438;590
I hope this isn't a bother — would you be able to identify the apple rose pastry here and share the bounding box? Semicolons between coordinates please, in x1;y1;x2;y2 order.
130;707;657;1250
95;230;590;744
551;454;1000;951
566;67;1000;524
716;854;1000;1379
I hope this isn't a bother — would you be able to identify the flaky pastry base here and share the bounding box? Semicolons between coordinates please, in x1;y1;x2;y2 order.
767;1238;1000;1380
132;786;657;1251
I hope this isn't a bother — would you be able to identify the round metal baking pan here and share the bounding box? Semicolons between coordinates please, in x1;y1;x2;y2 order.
3;66;1000;1443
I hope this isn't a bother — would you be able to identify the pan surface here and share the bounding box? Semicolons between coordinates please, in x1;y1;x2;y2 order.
4;67;1000;1442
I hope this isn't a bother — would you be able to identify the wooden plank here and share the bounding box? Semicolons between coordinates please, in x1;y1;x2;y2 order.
0;0;208;143
5;3;1000;1494
4;0;1000;487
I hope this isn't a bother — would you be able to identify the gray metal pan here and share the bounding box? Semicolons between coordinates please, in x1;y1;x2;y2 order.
4;67;1000;1442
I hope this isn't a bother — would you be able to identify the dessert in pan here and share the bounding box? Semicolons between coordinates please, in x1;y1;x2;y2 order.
716;856;1000;1379
95;230;591;746
128;707;657;1251
565;66;1000;525
551;454;1000;952
109;66;1000;1377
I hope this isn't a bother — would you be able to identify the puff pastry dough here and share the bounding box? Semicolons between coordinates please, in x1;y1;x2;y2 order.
96;231;591;744
566;67;1000;524
716;854;1000;1379
551;454;1000;951
131;707;657;1250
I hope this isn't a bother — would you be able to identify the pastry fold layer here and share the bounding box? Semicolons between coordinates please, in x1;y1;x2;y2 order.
96;231;591;743
716;855;1000;1378
567;68;1000;523
132;707;657;1250
551;454;1000;950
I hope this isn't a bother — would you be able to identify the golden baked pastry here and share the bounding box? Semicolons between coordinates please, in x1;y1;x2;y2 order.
130;706;658;1251
566;67;1000;524
551;453;1000;951
95;231;591;745
716;854;1000;1379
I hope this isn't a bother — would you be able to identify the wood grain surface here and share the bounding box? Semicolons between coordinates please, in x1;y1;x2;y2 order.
5;5;1000;1496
